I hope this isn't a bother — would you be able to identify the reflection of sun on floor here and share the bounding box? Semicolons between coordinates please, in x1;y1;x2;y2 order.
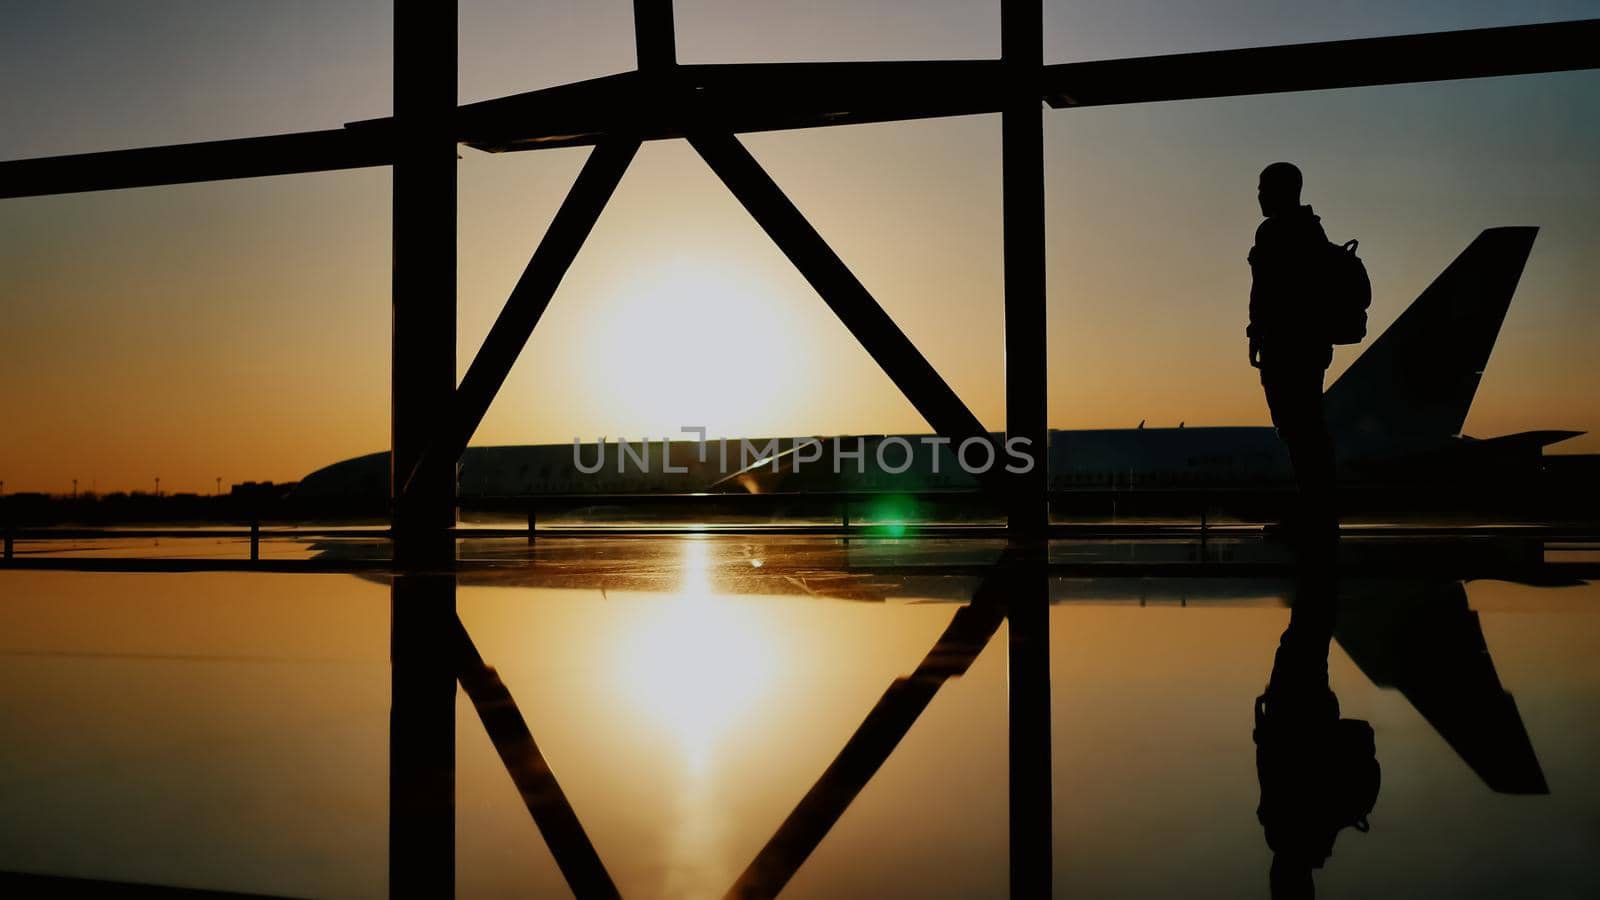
612;538;782;773
609;538;788;896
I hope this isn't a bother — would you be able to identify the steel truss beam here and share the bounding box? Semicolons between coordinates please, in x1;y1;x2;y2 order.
458;19;1600;151
399;140;639;501
634;0;678;71
3;21;1592;197
1002;0;1049;537
390;0;459;561
1042;18;1600;108
688;129;1006;493
407;126;1002;501
999;7;1053;888
0;128;390;199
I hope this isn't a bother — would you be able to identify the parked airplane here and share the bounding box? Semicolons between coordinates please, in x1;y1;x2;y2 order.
294;227;1575;501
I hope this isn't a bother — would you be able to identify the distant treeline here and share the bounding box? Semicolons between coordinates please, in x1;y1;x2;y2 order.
0;481;379;526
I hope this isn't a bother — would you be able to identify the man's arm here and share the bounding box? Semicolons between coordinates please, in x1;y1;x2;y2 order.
1248;220;1284;367
1247;245;1264;368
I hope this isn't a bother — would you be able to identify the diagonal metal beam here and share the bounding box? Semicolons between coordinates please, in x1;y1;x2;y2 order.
0;128;391;199
1044;18;1600;108
688;130;1005;493
453;616;622;900
723;564;1014;899
399;139;639;501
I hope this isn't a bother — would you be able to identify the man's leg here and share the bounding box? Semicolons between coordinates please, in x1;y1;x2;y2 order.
1262;364;1337;530
1297;365;1337;530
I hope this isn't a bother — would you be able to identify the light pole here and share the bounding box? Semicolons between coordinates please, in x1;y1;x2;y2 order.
154;476;161;498
72;479;78;499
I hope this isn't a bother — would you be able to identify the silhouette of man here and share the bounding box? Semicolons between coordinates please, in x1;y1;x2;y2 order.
1249;162;1337;537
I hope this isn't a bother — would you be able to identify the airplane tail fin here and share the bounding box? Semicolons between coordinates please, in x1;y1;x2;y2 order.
1325;227;1538;459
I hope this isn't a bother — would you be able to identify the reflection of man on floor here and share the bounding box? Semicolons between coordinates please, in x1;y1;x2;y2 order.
1248;162;1337;539
1254;548;1379;899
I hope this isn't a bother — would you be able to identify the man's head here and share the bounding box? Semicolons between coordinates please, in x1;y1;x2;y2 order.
1258;162;1302;217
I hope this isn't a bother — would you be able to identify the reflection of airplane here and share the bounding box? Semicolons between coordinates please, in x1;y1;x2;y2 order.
295;227;1573;502
1335;579;1547;794
1063;556;1551;798
1120;572;1549;797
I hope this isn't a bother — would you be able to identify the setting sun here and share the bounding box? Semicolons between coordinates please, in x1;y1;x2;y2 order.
577;256;814;439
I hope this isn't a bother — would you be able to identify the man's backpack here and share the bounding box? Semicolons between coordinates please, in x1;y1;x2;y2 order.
1322;239;1371;345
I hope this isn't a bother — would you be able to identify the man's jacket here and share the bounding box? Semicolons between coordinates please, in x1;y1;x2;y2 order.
1249;205;1333;367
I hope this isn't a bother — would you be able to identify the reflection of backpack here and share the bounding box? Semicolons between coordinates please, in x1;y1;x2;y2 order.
1253;694;1381;866
1328;717;1381;832
1322;239;1371;345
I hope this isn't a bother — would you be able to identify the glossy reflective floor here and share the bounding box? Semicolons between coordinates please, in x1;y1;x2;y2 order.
1;533;1596;898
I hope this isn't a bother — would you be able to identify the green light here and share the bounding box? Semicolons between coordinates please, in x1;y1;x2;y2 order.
868;494;915;537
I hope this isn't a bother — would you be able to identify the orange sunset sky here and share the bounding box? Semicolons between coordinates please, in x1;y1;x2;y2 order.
2;1;1597;494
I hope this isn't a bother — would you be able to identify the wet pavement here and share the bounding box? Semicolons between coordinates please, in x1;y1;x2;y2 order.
0;532;1596;897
